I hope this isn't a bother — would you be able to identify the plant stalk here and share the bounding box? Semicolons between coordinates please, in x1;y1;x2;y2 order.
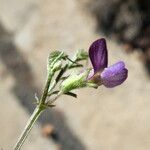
14;72;53;150
14;106;44;150
13;54;72;150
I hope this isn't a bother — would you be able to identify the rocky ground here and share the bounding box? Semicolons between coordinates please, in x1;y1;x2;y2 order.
0;0;150;150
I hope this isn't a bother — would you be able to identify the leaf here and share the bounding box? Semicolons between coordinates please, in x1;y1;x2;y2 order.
48;51;63;64
60;76;69;81
47;51;67;72
55;64;68;83
47;104;56;108
65;92;77;98
48;90;59;96
67;58;80;65
75;50;88;61
68;64;83;69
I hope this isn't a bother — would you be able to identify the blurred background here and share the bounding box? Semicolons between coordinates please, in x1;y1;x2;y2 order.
0;0;149;150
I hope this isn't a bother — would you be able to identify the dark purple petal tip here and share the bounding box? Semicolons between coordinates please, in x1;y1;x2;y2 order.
89;38;108;73
100;61;128;88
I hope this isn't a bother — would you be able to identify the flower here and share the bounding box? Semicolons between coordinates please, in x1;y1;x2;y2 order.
88;38;128;88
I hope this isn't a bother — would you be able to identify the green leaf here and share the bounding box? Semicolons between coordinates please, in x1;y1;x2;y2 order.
47;51;67;72
60;76;69;81
48;90;59;96
65;92;77;98
75;50;88;61
69;64;83;69
48;51;63;64
47;104;56;108
55;64;68;83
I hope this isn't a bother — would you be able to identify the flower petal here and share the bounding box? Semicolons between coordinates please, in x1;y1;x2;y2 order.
101;61;128;88
89;38;108;73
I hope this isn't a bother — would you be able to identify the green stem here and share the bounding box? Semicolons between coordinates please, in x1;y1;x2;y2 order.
14;106;44;150
40;72;54;104
14;72;53;150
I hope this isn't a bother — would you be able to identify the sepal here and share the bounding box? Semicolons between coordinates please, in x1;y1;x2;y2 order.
60;70;89;93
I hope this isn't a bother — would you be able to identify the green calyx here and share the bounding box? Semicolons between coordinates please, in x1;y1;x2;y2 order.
60;70;89;93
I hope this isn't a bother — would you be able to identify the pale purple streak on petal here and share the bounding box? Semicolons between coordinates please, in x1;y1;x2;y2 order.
87;69;94;79
89;38;108;73
101;61;128;88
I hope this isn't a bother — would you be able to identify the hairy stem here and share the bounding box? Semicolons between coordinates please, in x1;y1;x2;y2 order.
40;72;54;104
14;72;53;150
14;106;44;150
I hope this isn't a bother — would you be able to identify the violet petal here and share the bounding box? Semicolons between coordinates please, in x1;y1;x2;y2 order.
89;38;108;73
101;61;128;88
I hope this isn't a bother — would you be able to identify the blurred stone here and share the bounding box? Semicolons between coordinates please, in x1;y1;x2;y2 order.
0;0;38;32
42;124;55;137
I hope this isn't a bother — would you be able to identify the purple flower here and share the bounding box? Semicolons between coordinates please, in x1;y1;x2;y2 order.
88;38;128;88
